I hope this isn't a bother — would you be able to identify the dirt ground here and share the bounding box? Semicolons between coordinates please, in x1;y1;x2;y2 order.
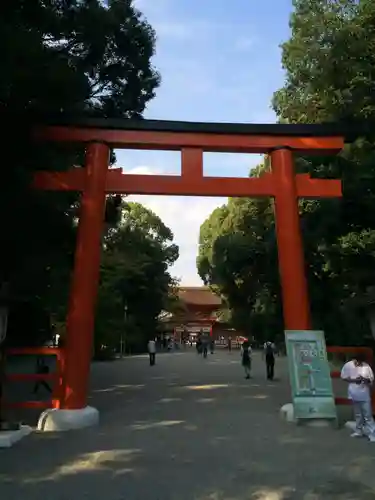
1;349;375;500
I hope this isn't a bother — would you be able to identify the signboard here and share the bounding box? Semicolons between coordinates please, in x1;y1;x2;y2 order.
285;330;337;422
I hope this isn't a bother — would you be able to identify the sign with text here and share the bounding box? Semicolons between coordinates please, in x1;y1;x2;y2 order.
285;330;337;421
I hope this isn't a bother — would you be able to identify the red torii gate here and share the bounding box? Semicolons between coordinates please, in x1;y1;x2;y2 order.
33;119;343;414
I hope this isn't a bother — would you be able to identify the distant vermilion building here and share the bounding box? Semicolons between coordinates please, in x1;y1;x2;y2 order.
178;286;221;336
160;286;237;343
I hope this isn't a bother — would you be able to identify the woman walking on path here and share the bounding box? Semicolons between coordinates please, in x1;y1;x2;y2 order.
241;340;252;379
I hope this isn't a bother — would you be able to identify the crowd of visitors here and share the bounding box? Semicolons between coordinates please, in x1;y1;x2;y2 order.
191;330;277;381
147;331;278;380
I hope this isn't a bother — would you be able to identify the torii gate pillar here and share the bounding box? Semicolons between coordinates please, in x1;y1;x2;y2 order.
271;148;311;330
64;143;110;410
38;142;109;431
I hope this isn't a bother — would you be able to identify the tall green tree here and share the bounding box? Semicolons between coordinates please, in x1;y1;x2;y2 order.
1;0;160;346
197;164;282;342
273;0;375;343
198;0;375;345
96;202;179;354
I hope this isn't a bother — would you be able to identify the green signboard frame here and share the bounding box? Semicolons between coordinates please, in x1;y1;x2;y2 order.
285;330;337;422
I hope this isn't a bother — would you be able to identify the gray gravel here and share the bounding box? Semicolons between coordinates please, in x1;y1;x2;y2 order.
1;349;375;499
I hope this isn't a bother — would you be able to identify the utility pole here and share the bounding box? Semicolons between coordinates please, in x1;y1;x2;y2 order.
120;303;128;358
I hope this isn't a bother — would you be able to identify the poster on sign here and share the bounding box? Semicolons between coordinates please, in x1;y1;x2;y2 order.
285;330;337;423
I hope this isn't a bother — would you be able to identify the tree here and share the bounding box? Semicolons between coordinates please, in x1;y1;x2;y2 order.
0;0;160;346
197;164;282;341
273;0;375;123
272;0;375;344
95;202;179;355
198;0;375;345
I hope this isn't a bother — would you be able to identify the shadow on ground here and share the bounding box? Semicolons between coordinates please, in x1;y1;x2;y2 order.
2;352;375;500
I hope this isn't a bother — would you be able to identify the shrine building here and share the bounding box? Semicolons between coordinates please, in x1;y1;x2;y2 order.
159;286;237;343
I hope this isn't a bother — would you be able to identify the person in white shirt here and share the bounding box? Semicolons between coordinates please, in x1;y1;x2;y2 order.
341;352;375;441
148;338;156;366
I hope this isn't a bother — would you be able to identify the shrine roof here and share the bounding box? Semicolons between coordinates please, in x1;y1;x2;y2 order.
34;115;367;140
178;287;222;307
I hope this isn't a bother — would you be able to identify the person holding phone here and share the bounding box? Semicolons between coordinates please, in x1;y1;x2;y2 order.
341;352;375;441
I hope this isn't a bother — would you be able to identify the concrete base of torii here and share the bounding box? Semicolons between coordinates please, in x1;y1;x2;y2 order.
280;403;333;428
37;406;99;432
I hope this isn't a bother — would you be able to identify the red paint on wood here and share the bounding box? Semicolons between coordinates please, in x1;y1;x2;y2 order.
181;148;203;179
271;149;312;330
295;174;342;198
62;143;110;409
34;126;344;154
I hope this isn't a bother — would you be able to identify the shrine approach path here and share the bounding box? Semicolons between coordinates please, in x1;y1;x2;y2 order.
2;349;375;499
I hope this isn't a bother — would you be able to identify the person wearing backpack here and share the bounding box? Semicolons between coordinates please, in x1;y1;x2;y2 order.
241;340;252;379
263;341;276;380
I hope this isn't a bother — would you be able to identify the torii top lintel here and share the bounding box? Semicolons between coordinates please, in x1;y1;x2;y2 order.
34;117;349;153
33;118;349;198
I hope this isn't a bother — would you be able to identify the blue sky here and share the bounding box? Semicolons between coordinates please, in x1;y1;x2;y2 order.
116;0;293;285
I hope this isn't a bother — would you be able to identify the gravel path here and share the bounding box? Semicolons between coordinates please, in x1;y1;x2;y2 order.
1;349;375;499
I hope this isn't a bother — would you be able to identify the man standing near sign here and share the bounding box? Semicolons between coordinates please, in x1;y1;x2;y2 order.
341;352;375;442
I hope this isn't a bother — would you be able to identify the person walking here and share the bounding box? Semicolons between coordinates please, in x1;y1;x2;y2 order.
263;341;276;380
148;338;156;366
228;336;232;353
241;340;252;379
210;338;215;354
341;352;375;441
196;336;202;354
202;334;209;359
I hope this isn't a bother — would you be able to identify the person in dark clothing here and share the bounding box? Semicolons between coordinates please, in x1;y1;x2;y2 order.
241;340;252;379
202;336;208;358
228;336;232;352
196;337;202;354
263;341;276;380
33;356;52;394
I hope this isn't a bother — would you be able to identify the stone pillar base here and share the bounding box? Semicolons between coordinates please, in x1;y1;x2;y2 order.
37;406;99;432
280;403;296;422
280;403;333;427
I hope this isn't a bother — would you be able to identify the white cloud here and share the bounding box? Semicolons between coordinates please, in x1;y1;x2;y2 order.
124;166;227;285
120;1;279;285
